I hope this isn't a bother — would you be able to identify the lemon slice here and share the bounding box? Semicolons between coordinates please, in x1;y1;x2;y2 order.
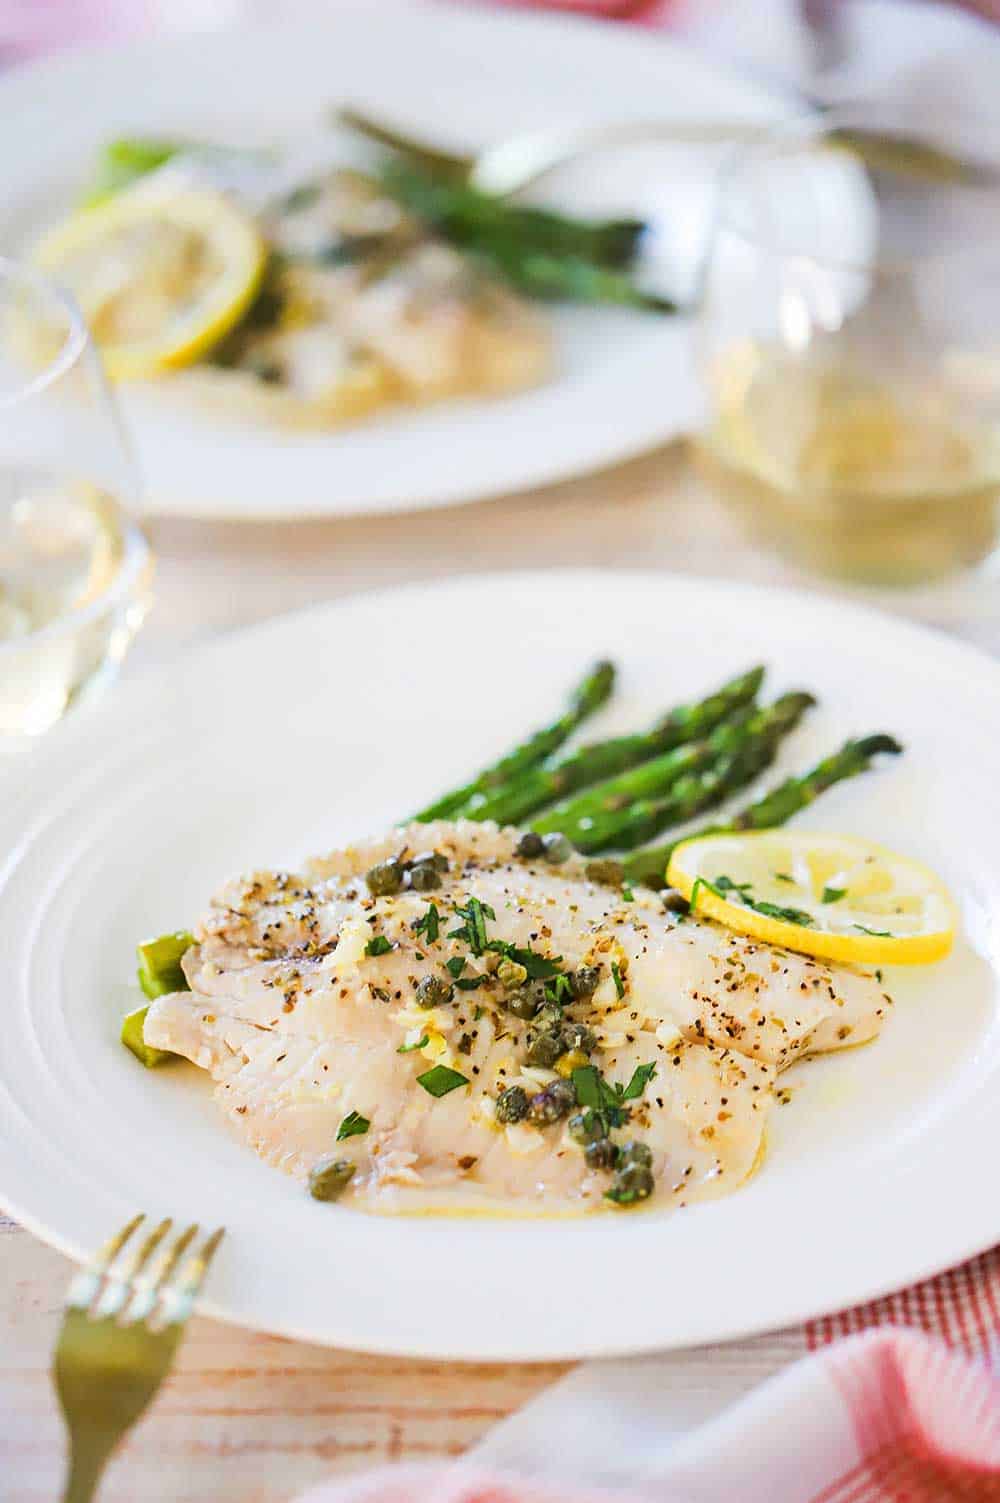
667;831;956;965
35;182;266;379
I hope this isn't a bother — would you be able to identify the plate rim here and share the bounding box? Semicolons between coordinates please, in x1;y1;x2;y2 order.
5;566;1000;1361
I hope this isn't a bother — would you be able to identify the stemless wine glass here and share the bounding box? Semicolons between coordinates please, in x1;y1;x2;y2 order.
0;259;152;740
696;120;1000;586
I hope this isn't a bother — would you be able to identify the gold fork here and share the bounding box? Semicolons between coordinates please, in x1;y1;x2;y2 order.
54;1214;224;1503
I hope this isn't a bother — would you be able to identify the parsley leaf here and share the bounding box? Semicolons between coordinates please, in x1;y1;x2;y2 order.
449;897;496;955
821;886;847;905
446;956;466;978
485;940;562;978
455;976;484;991
546;974;574;1004
774;871;794;884
611;961;625;999
364;935;392;957
621;1062;656;1101
854;923;891;937
750;900;814;925
412;902;441;943
397;1034;429;1054
691;874;813;926
336;1110;370;1140
621;883;635;902
571;1064;631;1129
417;1064;470;1097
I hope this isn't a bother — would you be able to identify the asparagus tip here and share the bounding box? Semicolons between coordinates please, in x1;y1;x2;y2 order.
857;733;904;758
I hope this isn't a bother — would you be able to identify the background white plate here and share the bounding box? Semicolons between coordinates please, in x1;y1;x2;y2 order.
1;2;791;518
3;571;1000;1361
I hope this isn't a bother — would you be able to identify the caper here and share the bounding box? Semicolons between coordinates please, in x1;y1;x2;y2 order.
527;1078;576;1125
584;1139;620;1171
408;862;442;892
525;1031;563;1068
505;980;546;1019
568;1108;607;1146
659;888;690;915
569;965;602;999
495;1085;529;1124
617;1140;653;1169
308;1156;356;1202
497;957;529;991
515;832;545;859
365;858;404;896
533;1002;564;1033
414;975;454;1009
542;833;573;865
607;1162;654;1205
584;859;625;886
561;1021;597;1055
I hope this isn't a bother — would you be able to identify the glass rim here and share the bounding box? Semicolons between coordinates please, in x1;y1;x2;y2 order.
0;255;90;410
712;115;1000;275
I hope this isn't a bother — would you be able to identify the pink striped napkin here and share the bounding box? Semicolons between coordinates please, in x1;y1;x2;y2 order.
294;1249;1000;1503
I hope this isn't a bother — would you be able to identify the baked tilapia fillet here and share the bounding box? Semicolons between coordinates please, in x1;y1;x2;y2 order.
145;821;892;1214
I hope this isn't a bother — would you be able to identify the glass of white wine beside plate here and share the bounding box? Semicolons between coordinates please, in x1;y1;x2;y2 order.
696;120;1000;587
0;259;152;742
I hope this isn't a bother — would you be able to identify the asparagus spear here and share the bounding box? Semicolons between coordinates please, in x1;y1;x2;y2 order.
378;159;672;312
411;660;616;822
465;665;765;826
622;733;903;888
533;692;815;851
602;715;789;853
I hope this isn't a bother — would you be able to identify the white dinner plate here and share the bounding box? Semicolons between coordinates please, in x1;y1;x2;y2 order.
0;2;792;519
3;570;1000;1361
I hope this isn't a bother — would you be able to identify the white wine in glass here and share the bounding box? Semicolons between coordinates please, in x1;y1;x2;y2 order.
0;260;152;739
697;125;1000;586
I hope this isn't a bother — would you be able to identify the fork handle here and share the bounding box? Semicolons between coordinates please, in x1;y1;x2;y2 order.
62;1434;118;1503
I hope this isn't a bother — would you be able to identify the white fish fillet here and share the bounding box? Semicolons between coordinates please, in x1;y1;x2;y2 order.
145;821;891;1213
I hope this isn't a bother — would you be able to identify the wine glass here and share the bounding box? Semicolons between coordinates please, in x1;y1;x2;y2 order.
0;259;152;740
696;119;1000;586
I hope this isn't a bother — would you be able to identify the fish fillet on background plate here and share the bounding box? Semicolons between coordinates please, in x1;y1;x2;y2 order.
145;821;890;1214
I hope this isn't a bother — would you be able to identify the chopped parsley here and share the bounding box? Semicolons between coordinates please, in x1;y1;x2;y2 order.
546;973;574;1004
621;1061;657;1100
416;1064;470;1097
449;897;496;954
749;899;815;925
854;923;892;937
621;883;635;903
364;935;393;957
336;1110;370;1141
571;1062;655;1128
774;871;794;884
611;961;625;999
486;938;562;978
455;976;484;991
821;886;847;905
397;1034;429;1054
412;902;441;944
445;956;466;978
692;873;813;927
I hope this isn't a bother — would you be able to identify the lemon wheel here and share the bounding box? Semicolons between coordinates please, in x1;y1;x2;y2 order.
667;831;956;966
35;182;266;379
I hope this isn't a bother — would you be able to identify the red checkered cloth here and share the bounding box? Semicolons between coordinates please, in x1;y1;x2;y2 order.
294;1249;1000;1502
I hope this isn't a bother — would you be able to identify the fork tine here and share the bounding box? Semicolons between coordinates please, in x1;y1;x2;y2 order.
124;1222;198;1325
94;1218;173;1320
65;1213;145;1312
157;1227;225;1327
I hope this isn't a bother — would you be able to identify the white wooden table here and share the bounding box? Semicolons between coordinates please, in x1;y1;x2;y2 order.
4;440;998;1500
